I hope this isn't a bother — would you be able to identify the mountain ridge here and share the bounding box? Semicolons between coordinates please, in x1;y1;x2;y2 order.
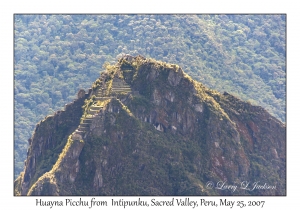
14;55;286;196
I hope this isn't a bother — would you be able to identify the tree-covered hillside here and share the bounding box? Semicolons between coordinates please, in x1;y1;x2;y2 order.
14;14;286;178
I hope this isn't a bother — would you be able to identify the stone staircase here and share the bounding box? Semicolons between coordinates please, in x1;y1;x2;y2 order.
93;87;114;101
73;104;104;136
72;87;113;137
72;77;132;138
111;87;132;93
111;78;132;94
95;96;114;100
96;88;106;97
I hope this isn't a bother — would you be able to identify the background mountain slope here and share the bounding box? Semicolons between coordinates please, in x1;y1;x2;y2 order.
14;14;286;178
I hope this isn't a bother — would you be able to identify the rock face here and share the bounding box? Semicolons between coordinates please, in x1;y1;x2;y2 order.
14;55;286;196
14;92;89;196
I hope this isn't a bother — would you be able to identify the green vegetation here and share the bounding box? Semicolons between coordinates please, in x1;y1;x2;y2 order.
74;99;209;195
14;14;285;178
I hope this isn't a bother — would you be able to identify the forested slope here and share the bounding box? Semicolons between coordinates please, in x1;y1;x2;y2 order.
14;14;286;178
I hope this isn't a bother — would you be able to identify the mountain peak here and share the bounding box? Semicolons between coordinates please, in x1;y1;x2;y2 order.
15;55;286;196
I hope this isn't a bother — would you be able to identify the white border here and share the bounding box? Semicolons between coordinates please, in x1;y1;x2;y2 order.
2;0;298;209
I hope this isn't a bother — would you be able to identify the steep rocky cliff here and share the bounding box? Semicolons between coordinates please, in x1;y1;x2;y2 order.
14;55;286;196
